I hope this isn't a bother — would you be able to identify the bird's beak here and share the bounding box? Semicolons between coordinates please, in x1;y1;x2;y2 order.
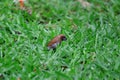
63;37;67;41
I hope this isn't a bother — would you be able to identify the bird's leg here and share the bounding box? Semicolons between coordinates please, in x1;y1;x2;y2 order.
53;48;56;52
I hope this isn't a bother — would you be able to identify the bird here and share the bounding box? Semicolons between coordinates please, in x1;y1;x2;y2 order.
47;34;67;51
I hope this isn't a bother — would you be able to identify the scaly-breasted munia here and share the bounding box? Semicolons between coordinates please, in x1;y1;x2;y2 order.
47;34;67;50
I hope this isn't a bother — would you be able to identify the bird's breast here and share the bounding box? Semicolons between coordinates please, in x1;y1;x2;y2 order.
47;42;59;50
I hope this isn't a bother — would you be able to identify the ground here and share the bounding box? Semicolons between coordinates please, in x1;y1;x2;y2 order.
0;0;120;80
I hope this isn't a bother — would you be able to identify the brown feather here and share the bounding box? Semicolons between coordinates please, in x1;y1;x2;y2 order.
47;34;67;50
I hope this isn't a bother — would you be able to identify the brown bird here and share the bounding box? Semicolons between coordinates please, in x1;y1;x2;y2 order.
47;34;67;50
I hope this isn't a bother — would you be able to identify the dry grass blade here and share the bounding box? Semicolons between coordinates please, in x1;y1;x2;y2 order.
78;0;91;8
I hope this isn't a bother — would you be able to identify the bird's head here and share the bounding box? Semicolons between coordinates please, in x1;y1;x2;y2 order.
60;34;67;41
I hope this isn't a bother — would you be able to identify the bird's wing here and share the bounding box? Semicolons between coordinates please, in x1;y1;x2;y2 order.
47;37;61;46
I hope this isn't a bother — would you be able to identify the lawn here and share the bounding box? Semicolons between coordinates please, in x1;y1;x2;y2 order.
0;0;120;80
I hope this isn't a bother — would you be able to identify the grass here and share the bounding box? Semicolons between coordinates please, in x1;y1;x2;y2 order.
0;0;120;80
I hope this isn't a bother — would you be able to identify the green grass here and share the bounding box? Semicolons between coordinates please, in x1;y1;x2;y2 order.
0;0;120;80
